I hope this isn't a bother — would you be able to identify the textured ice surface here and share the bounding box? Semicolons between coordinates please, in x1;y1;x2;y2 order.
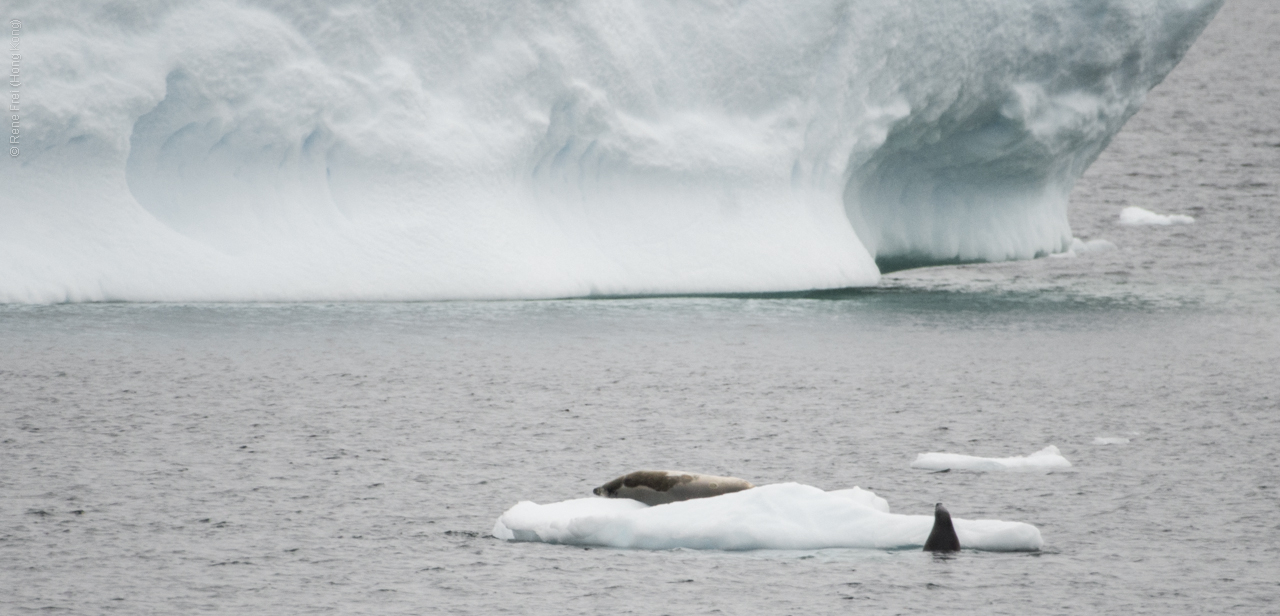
1119;206;1196;226
492;483;1042;552
1;0;1221;302
911;445;1072;472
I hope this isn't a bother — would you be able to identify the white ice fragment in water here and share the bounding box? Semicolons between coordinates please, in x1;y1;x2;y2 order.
492;483;1042;552
1092;437;1130;444
1053;237;1118;258
1077;238;1118;253
911;445;1072;472
1118;206;1195;226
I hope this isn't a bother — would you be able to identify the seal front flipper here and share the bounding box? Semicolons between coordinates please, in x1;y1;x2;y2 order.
922;502;961;552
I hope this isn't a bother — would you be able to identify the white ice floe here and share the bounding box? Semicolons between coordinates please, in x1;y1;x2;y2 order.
1051;237;1119;258
1118;206;1196;226
492;483;1043;552
1092;437;1131;445
911;445;1072;472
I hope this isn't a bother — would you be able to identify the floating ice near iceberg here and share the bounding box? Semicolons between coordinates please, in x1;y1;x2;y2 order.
1051;237;1118;259
492;483;1043;552
1092;437;1131;445
1118;206;1196;226
911;445;1072;472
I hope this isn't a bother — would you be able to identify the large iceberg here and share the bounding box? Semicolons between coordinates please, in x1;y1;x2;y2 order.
1;0;1221;302
492;483;1043;551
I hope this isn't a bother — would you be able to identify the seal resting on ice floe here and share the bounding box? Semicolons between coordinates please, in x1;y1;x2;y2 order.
592;470;754;506
923;502;961;552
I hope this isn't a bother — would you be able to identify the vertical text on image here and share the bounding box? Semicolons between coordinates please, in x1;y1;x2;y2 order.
9;18;20;157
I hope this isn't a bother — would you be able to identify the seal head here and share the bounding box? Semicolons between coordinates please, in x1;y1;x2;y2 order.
593;470;754;506
922;502;961;552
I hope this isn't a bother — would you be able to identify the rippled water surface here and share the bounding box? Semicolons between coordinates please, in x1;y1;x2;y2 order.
4;2;1280;614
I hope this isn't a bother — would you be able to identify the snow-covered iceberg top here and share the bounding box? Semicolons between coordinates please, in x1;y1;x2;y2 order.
1119;206;1195;226
492;483;1043;552
911;445;1072;472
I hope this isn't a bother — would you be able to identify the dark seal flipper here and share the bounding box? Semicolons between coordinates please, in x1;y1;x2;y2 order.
923;503;961;552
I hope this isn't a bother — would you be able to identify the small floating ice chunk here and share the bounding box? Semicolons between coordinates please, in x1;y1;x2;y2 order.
911;445;1072;472
1054;237;1119;258
1076;238;1118;253
1092;437;1130;445
492;483;1042;552
1118;206;1195;226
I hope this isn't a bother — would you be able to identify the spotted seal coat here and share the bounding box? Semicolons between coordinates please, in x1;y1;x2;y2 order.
592;470;755;506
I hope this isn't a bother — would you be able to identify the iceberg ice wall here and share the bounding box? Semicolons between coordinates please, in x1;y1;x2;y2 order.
0;0;1221;302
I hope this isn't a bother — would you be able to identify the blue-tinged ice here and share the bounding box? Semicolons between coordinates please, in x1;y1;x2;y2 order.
492;483;1043;552
0;0;1221;302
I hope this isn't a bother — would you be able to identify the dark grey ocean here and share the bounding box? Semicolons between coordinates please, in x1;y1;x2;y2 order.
3;1;1278;614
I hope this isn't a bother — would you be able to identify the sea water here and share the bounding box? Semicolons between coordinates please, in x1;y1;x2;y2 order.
3;1;1280;614
4;292;1278;614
